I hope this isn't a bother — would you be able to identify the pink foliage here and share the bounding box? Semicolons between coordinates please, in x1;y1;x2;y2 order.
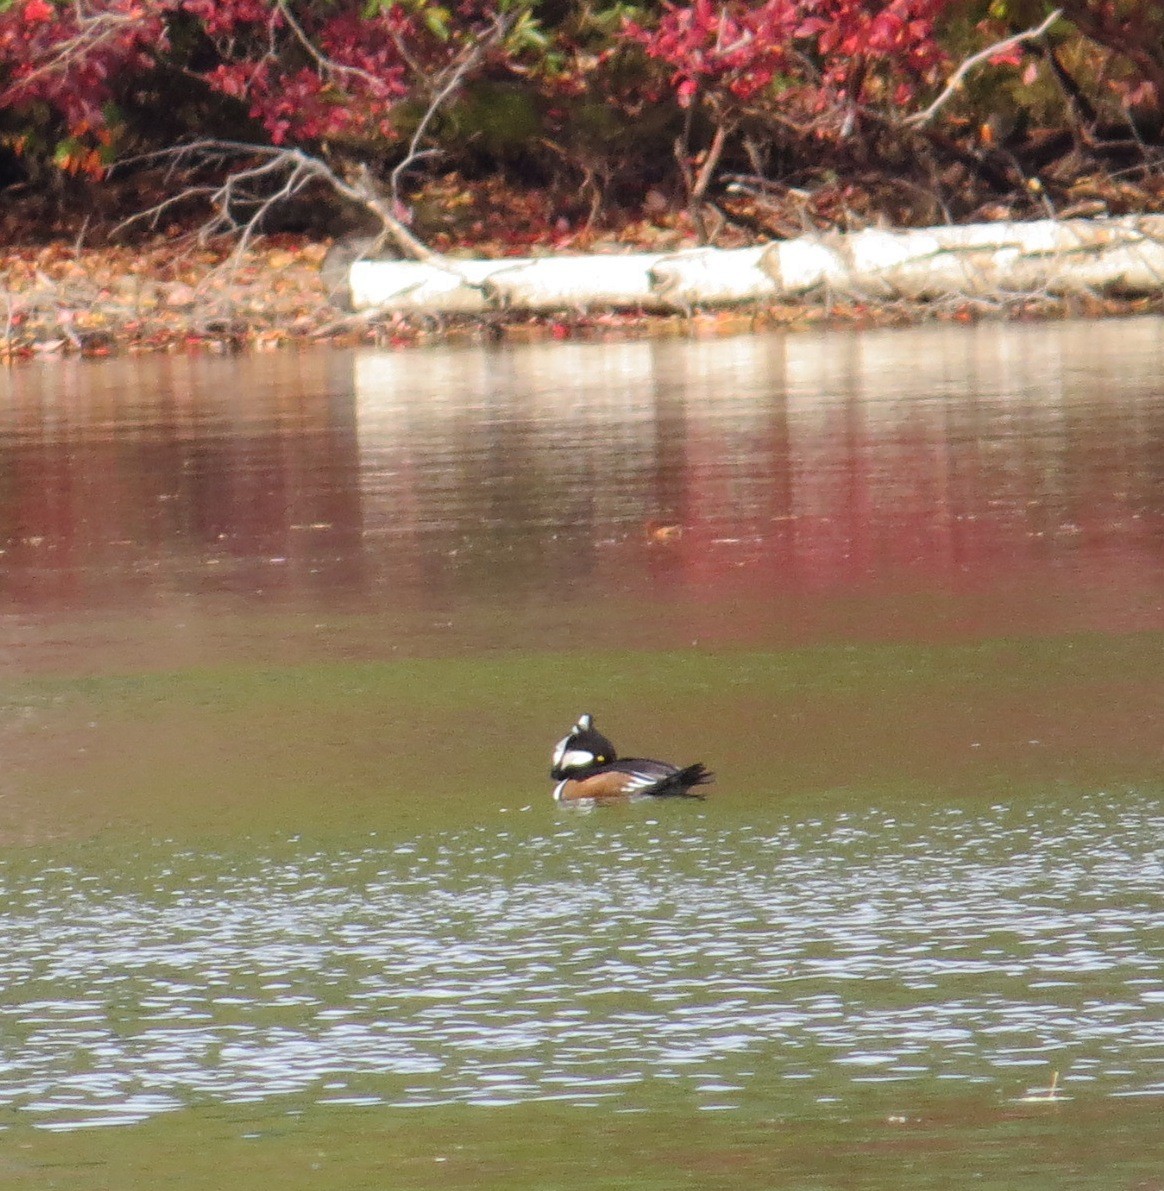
0;0;471;152
626;0;952;130
0;0;167;132
181;0;274;37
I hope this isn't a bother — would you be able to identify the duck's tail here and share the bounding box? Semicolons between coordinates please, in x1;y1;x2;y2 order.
656;762;714;799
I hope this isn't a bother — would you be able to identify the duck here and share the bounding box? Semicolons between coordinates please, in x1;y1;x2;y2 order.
550;713;713;802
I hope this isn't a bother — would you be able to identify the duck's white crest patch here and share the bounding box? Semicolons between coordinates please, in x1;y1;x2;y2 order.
553;738;596;773
559;748;596;771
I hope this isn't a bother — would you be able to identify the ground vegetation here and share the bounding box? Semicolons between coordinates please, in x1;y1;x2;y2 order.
0;0;1161;351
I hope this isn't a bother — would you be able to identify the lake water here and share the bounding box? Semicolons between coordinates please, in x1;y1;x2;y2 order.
0;319;1162;1188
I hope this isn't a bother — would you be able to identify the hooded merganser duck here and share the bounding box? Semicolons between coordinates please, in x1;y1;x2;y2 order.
550;713;713;802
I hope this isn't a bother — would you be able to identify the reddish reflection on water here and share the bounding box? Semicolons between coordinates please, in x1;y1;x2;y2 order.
0;351;361;610
2;318;1164;662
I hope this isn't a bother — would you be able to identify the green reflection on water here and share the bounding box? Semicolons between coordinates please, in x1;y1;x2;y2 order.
4;1095;1162;1191
2;631;1161;1188
2;630;1162;843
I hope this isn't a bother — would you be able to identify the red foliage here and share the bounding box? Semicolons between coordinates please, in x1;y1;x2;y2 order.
625;0;799;106
181;0;272;37
0;0;167;138
626;0;952;132
21;0;56;21
0;0;493;160
198;4;414;144
2;0;1161;204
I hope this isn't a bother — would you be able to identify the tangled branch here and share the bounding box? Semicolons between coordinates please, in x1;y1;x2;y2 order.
115;142;436;263
905;9;1063;128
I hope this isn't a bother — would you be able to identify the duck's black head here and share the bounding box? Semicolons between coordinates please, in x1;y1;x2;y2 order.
550;713;618;780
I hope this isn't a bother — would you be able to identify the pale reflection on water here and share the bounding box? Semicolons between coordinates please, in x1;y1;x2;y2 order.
2;795;1160;1131
1;318;1163;650
353;318;1164;611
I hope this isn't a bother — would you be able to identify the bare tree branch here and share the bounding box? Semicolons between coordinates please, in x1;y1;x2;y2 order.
388;11;514;209
113;139;475;288
107;4;515;275
264;0;515;213
905;9;1062;128
116;142;424;256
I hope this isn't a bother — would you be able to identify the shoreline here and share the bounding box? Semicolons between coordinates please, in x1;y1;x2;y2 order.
2;231;1162;360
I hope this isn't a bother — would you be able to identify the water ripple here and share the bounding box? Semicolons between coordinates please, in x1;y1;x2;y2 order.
0;793;1160;1129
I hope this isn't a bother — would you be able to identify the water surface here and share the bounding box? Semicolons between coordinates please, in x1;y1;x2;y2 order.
1;319;1163;1187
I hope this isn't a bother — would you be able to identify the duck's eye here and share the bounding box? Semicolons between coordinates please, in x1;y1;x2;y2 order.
597;755;606;763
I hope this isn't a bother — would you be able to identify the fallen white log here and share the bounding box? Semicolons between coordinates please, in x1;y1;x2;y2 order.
761;215;1164;298
482;253;670;311
648;245;775;306
347;215;1164;315
349;247;780;313
349;257;499;314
